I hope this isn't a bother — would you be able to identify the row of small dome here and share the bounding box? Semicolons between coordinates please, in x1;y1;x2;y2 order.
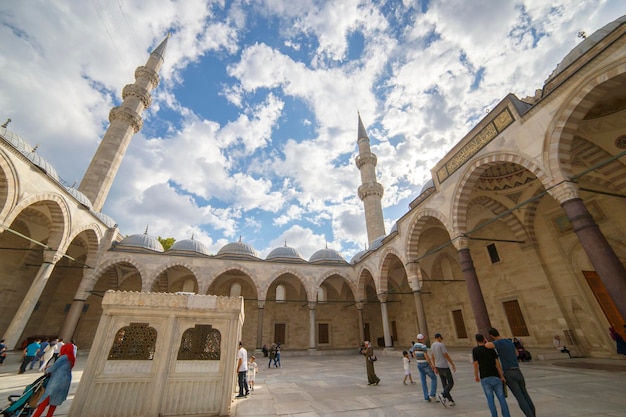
0;126;115;227
115;231;350;264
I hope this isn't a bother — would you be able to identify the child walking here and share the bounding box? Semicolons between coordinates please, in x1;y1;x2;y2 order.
402;351;415;385
248;355;258;391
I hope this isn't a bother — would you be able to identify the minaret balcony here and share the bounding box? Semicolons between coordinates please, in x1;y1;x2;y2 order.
358;182;384;200
355;153;377;169
122;84;152;108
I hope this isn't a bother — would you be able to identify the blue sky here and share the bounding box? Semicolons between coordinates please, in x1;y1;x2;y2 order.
1;0;625;261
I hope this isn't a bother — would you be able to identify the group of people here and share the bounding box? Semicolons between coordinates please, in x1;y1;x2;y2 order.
262;343;282;368
362;328;537;417
9;338;76;417
18;338;69;375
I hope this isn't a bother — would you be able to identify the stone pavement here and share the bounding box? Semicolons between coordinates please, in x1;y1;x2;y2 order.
1;348;625;416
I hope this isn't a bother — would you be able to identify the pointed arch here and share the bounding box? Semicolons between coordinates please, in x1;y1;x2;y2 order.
0;149;19;224
3;192;71;251
87;256;148;293
406;209;452;264
147;260;201;291
452;153;549;235
546;58;626;183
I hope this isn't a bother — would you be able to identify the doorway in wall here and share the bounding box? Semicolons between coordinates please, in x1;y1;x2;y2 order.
583;271;626;338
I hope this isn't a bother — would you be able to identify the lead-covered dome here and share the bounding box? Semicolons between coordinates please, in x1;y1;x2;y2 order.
266;245;305;262
309;247;347;264
0;126;31;153
350;249;369;265
0;127;60;182
117;230;164;252
169;237;211;256
65;186;93;209
216;239;259;259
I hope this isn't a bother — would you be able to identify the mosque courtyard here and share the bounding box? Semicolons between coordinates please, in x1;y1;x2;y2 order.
2;347;625;417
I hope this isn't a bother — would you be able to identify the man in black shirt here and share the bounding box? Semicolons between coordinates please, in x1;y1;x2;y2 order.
473;333;510;417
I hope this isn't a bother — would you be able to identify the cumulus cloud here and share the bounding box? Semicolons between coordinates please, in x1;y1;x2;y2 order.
1;0;625;260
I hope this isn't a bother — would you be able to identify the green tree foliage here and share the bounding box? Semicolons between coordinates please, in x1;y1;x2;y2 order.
158;236;176;251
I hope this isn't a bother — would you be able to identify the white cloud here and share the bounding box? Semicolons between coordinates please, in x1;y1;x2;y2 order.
2;0;626;259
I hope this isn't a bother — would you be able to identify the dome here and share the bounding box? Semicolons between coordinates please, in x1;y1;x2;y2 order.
266;245;305;262
65;187;93;209
23;151;60;181
389;222;398;234
419;179;435;195
0;126;31;153
0;127;60;183
369;235;385;251
350;250;369;265
117;231;164;252
546;15;626;84
93;211;117;228
309;247;347;264
216;240;259;258
169;237;211;256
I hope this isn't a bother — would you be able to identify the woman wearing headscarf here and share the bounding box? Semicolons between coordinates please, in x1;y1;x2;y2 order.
32;343;75;417
361;341;380;386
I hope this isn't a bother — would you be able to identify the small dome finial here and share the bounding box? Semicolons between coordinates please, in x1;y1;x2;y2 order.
144;225;149;234
1;118;11;128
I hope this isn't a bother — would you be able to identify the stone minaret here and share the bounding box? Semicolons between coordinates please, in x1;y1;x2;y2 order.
355;113;385;245
79;35;169;212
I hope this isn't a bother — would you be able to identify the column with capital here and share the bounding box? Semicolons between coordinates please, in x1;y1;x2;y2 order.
407;263;429;341
549;181;626;321
356;302;365;343
378;294;393;348
58;274;93;342
454;237;491;336
256;301;265;351
2;249;62;348
308;302;317;351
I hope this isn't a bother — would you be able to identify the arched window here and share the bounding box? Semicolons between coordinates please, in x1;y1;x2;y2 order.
276;284;286;303
230;283;241;298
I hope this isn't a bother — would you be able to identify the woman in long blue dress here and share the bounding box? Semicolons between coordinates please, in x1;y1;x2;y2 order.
32;343;74;417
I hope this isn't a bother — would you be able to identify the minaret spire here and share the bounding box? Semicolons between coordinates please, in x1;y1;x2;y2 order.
355;112;385;246
78;35;169;211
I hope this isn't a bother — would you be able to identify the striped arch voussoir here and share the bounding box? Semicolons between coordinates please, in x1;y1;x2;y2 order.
453;154;548;235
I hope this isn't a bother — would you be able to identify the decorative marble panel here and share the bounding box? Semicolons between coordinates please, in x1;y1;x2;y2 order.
108;322;157;360
177;324;221;360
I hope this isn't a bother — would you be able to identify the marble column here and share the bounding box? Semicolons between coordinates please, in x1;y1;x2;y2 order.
356;302;365;343
550;182;626;321
308;302;317;351
454;237;491;336
256;301;265;350
2;249;61;349
407;267;429;341
378;294;392;348
59;273;93;342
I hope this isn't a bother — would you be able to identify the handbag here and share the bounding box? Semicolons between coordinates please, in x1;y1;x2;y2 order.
369;355;377;362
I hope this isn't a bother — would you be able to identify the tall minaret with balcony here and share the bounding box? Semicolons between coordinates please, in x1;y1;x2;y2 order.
78;35;169;212
355;113;385;246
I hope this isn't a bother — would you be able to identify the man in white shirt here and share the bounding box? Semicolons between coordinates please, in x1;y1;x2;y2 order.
236;341;249;397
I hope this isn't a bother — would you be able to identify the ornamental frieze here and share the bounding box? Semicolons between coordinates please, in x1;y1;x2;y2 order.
437;107;514;183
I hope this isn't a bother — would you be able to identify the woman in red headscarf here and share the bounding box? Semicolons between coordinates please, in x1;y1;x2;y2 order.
32;343;75;417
